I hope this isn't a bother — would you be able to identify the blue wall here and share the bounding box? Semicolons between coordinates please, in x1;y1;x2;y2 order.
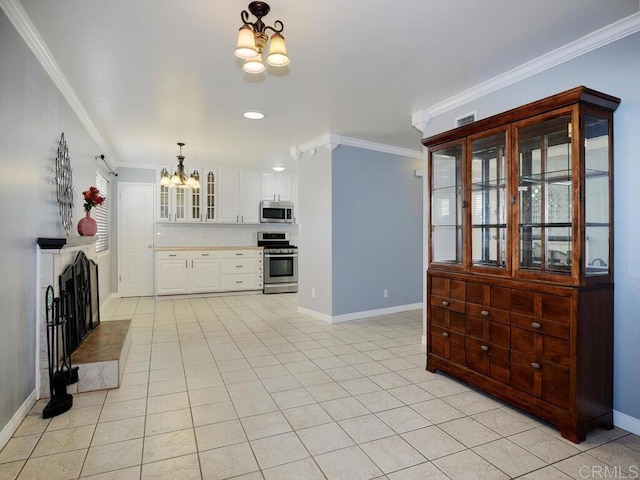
424;32;640;422
331;146;423;315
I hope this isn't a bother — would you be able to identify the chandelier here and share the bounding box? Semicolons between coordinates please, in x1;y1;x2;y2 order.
234;1;289;74
159;143;200;189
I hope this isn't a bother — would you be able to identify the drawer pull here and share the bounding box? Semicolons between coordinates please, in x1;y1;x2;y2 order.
169;254;177;257
531;362;541;370
481;310;490;316
480;345;489;352
201;254;209;257
236;281;243;284
235;253;244;256
441;301;450;306
442;332;450;338
531;322;542;329
236;265;244;268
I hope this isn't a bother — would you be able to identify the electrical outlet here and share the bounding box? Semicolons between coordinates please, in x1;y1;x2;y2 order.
311;287;316;298
383;289;389;298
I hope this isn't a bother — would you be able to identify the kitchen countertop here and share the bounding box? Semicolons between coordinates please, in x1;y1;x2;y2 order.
154;246;263;251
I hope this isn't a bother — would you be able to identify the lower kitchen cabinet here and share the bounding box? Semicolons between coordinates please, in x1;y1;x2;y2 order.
155;248;262;295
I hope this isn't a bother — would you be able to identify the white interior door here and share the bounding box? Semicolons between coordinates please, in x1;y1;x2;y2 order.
119;182;155;297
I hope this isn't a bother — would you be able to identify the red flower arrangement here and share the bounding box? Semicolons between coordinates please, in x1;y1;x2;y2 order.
82;186;105;212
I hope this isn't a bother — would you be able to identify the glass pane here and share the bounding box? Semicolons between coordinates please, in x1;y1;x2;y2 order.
191;171;201;220
431;145;463;264
518;115;572;275
584;116;610;276
471;133;507;268
206;171;216;221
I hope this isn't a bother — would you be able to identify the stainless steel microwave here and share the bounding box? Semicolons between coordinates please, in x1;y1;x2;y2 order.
260;200;294;223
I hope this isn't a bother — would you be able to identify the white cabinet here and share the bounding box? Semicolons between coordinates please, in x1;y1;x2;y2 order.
155;251;189;294
158;166;218;223
219;170;262;223
156;248;263;295
262;172;291;201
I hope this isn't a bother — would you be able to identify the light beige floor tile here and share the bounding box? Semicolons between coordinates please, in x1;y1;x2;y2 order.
82;438;143;477
195;419;246;451
417;378;469;398
17;448;86;480
396;368;440;384
617;433;640;453
47;406;102;431
263;457;325;480
306;382;351;402
253;364;289;379
226;471;262;480
188;385;230;407
402;426;466;460
472;439;546;477
588;441;640;474
250;432;309;469
271;388;316;409
315;445;382;480
360;435;426;474
368;373;411;389
191;401;237;427
0;434;41;463
433;449;508;480
293;370;334;387
80;466;141;479
325;366;364;382
148;366;183;383
13;415;50;437
148;378;187;397
143;428;197;464
261;375;301;393
99;399;146;423
105;384;148;404
356;391;404;413
146;392;190;415
145;408;193;436
411;398;465;425
0;460;24;480
441;390;503;415
120;372;149;387
386;461;449;480
31;424;94;458
438;417;502;448
379;358;416;371
141;453;201;479
518;465;574;479
339;414;396;443
320;397;370;421
199;442;259;480
284;360;321;374
232;395;279;418
354;362;392;376
282;404;333;430
297;422;355;455
509;428;581;463
472;408;537;437
186;374;224;391
240;411;292;440
554;452;612;479
226;381;268;401
387;385;435;405
92;416;145;447
222;369;259;386
339;378;383;396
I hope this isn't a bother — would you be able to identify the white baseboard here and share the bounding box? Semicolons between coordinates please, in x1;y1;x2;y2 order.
614;410;640;436
298;303;423;324
0;390;37;451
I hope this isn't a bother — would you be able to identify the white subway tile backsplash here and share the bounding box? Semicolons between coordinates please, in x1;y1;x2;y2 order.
155;223;298;247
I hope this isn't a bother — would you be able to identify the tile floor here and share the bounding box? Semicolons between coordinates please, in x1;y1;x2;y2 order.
1;293;638;479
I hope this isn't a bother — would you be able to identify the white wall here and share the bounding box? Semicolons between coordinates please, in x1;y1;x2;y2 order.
422;31;640;425
0;8;110;439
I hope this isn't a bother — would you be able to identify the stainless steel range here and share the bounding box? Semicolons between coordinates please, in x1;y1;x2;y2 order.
258;232;298;294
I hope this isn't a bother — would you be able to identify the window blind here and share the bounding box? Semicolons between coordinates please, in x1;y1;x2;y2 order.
95;171;110;253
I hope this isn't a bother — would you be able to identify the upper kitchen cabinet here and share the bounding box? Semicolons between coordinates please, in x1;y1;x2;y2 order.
219;169;262;223
157;166;218;223
262;172;291;201
424;87;620;443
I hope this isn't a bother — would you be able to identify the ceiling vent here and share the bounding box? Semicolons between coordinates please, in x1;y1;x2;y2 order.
455;111;477;127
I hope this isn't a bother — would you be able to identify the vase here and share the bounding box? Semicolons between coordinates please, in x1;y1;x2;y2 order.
77;210;97;236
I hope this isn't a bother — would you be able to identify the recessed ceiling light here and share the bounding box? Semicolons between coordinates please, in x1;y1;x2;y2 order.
243;111;265;120
272;166;285;172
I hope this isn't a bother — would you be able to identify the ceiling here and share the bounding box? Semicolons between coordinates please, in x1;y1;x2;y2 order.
14;0;640;172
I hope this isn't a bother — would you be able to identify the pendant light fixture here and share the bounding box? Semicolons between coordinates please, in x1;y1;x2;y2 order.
234;2;289;74
159;143;200;189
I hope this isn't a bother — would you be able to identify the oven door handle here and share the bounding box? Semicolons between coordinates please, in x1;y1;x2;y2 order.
265;253;298;258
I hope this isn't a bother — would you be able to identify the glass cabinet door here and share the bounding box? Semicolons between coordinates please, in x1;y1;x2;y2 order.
517;114;573;275
470;132;508;269
584;115;611;275
430;143;463;265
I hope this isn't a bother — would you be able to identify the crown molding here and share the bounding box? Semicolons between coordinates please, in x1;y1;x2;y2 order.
414;11;640;122
0;0;116;164
292;134;423;160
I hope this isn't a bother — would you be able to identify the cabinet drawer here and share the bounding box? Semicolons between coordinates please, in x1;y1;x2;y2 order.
465;336;510;384
511;313;569;340
511;350;570;409
156;251;188;260
190;251;220;259
430;325;465;364
431;295;465;313
221;250;256;259
430;276;465;300
466;304;510;324
511;327;570;367
431;307;465;333
221;258;256;274
466;282;511;310
510;290;571;324
541;294;571;323
220;273;257;290
465;316;510;347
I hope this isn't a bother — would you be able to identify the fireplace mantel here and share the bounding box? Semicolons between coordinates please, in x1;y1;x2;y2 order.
38;236;96;250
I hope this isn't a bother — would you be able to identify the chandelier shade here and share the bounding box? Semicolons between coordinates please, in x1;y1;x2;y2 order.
159;143;200;190
234;25;258;59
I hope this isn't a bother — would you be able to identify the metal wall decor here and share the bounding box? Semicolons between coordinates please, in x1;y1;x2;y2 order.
55;132;74;235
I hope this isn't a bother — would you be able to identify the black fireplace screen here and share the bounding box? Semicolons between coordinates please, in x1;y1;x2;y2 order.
59;251;100;354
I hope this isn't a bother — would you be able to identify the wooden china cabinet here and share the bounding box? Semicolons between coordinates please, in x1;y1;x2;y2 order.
423;87;620;443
